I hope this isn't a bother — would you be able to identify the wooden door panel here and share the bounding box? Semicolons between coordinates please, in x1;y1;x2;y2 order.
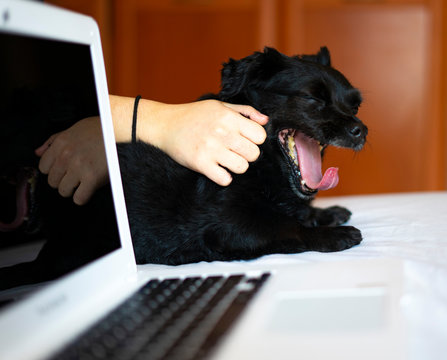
134;10;257;103
113;0;262;103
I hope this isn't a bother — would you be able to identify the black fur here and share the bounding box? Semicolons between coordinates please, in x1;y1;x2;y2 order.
117;47;368;265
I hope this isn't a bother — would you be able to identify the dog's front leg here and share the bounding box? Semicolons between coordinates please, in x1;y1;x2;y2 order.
203;218;361;260
301;205;352;227
296;224;362;252
267;222;362;254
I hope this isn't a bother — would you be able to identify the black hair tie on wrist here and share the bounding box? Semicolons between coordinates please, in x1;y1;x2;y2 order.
132;95;142;143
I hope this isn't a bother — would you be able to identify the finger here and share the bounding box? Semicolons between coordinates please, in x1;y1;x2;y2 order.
218;150;249;175
72;181;96;206
38;150;57;176
38;139;62;175
223;103;269;125
35;134;58;157
201;165;233;187
57;173;80;198
47;164;67;189
238;117;267;145
229;136;261;163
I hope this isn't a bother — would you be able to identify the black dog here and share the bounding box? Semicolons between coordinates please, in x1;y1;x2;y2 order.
117;47;368;265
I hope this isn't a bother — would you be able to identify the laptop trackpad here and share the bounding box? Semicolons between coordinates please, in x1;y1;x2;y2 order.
270;287;386;333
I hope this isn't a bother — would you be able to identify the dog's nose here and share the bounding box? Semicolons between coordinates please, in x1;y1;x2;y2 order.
350;125;363;138
349;123;367;139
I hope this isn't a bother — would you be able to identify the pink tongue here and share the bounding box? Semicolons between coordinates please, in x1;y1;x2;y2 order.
294;132;339;191
0;174;29;232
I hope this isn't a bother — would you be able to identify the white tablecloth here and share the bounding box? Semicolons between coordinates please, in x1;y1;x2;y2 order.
139;192;447;359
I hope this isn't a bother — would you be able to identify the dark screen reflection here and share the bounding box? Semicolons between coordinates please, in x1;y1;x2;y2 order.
0;32;120;307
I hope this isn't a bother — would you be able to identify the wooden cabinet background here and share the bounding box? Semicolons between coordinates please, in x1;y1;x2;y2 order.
47;0;447;197
112;0;264;103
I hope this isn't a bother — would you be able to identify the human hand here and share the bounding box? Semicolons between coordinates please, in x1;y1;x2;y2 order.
141;99;269;186
35;116;108;205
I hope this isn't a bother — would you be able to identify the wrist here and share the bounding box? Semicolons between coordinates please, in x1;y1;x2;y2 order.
109;95;134;142
136;98;171;148
132;95;142;143
109;95;169;146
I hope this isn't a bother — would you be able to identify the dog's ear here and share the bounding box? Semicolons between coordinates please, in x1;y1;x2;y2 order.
262;47;285;66
220;57;251;99
220;51;262;99
300;46;331;67
316;46;331;66
220;47;286;99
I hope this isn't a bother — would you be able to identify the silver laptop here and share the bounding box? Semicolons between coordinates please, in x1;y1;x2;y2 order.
0;1;406;359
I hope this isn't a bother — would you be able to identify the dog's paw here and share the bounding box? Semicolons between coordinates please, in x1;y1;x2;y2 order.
325;226;362;252
323;206;352;226
305;206;352;227
306;225;362;252
335;225;362;250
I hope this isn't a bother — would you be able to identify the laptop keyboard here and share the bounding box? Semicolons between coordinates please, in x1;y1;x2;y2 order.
51;272;270;360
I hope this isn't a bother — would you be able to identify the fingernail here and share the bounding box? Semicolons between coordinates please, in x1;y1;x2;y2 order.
222;173;232;186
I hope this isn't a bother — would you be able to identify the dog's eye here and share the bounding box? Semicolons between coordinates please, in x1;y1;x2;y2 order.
300;94;321;104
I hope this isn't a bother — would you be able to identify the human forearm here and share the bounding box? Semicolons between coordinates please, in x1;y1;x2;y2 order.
109;95;269;186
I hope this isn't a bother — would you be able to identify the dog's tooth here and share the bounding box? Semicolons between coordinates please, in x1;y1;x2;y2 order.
301;179;306;186
319;145;323;152
287;135;295;155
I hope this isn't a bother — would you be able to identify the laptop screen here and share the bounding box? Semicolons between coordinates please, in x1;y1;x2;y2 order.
0;32;121;307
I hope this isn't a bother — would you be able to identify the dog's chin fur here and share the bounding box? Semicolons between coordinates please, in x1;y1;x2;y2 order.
117;46;368;265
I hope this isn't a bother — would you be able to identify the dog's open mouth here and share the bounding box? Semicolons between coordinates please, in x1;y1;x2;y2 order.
0;168;40;233
278;129;339;195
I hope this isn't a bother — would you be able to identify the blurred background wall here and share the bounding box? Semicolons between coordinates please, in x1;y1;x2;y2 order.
47;0;447;197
